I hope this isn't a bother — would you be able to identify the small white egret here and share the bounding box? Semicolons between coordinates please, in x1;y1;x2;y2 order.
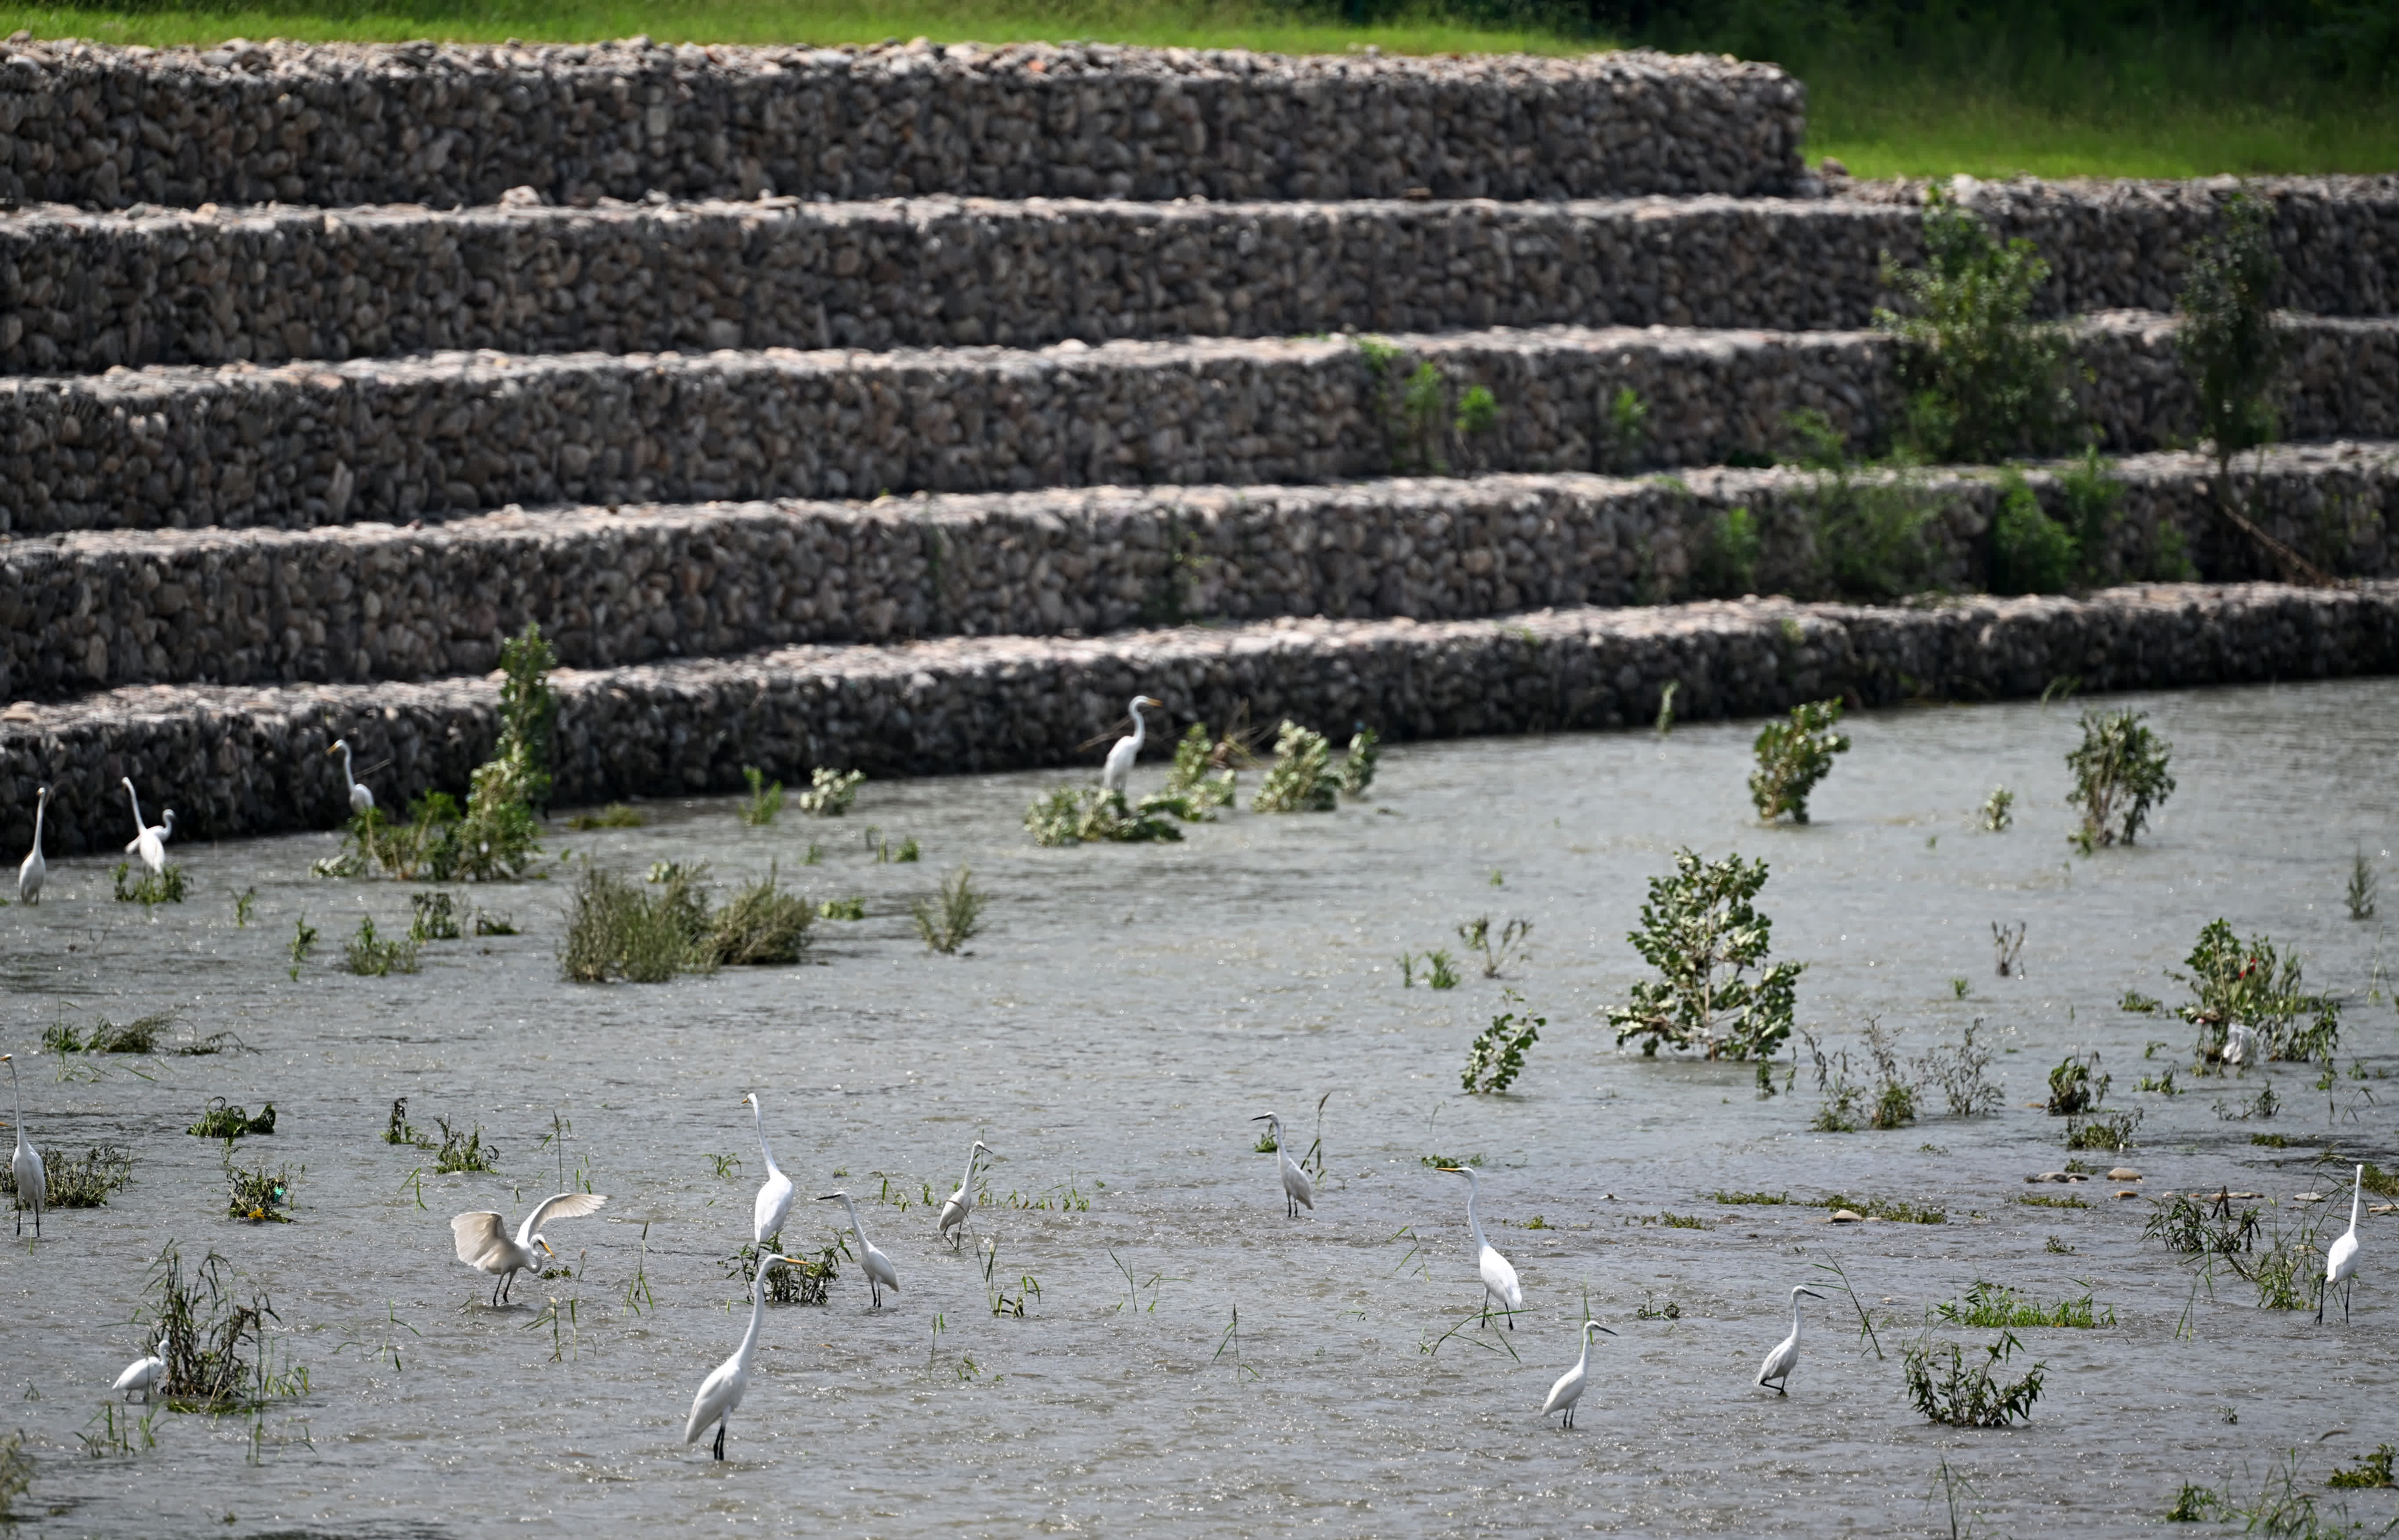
1756;1285;1826;1394
818;1190;899;1309
2322;1163;2363;1325
683;1254;805;1461
743;1092;794;1249
4;1054;41;1238
938;1140;994;1249
1250;1114;1315;1218
450;1191;609;1304
1542;1319;1617;1430
1101;695;1163;798
1438;1166;1521;1328
112;1337;166;1402
329;739;374;815
17;785;47;905
120;777;172;875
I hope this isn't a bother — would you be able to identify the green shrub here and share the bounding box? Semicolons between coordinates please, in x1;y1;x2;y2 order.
1750;699;1851;823
409;891;460;942
1462;991;1542;1094
1600;384;1650;472
562;864;713;983
186;1099;275;1140
12;1143;135;1207
912;867;987;955
705;867;814;966
1609;848;1804;1061
796;767;865;817
1163;724;1239;809
2065;709;2174;852
1338;728;1380;798
565;803;645;830
1903;1332;2045;1426
1691;504;1761;597
2046;1052;2108;1115
2179;192;2283;465
1989;472;2079;593
1023;787;1185;846
2058;446;2130;582
738;766;784;826
1877;193;2077;463
2173;919;2342;1065
113;862;187;905
1252;721;1338;813
344;917;420;976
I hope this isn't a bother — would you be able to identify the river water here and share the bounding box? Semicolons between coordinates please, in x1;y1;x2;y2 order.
2;679;2395;1536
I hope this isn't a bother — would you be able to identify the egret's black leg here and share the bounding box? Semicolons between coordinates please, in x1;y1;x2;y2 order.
2317;1276;2326;1324
713;1421;726;1461
2345;1279;2354;1324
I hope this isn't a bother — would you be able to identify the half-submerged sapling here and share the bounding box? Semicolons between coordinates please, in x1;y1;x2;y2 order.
2065;708;2174;852
1609;848;1804;1062
1750;699;1851;824
1462;990;1542;1094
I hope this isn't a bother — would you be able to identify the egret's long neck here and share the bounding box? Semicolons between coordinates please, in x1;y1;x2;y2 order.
1576;1329;1595;1374
751;1099;779;1177
1128;704;1147;752
339;743;356;784
1462;1172;1488;1252
124;783;144;830
1790;1294;1806;1340
735;1271;770;1368
2352;1169;2365;1232
839;1194;869;1247
8;1060;22;1144
958;1145;981;1194
30;793;44;844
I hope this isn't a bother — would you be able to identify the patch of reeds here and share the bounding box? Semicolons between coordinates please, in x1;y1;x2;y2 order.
2019;1193;2090;1210
708;866;815;965
45;1011;179;1055
817;895;867;920
912;866;986;955
43;1144;135;1208
140;1243;308;1409
561;862;813;981
724;1238;840;1306
1903;1331;2044;1426
113;862;187;906
1934;1281;2112;1328
186;1099;275;1140
409;891;461;942
2065;1110;2141;1151
430;1118;498;1175
343;916;421;976
1821;1193;1946;1224
565;803;646;830
224;1155;297;1222
737;767;784;826
1397;949;1461;989
1713;1190;1790;1205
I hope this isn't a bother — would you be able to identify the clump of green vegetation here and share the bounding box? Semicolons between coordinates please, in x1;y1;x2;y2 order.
186;1099;276;1140
2167;1483;2217;1522
2144;1192;2262;1255
1905;1331;2045;1428
1398;949;1462;989
0;1428;29;1524
2251;1131;2299;1149
44;1011;181;1056
1599;384;1650;472
1936;1281;2113;1329
344;916;421;976
2173;919;2342;1066
2019;1192;2090;1209
1456;916;1531;978
913;866;987;955
1861;1018;1918;1129
287;915;319;979
2232;1206;2332;1312
2065;1110;2141;1152
738;766;784;826
1989;470;2080;594
2327;1446;2395;1490
1749;699;1851;824
224;1154;298;1222
1339;727;1380;799
430;1117;499;1175
1023;786;1186;845
2181;192;2284;470
409;891;461;942
561;864;713;983
707;866;816;966
1877;193;2078;464
113;862;188;906
1461;989;1542;1094
2346;852;2377;921
1806;1031;1865;1131
382;1098;422;1147
233;887;258;926
2066;708;2175;853
1610;848;1804;1062
1977;786;2015;832
1252;721;1339;813
566;803;646;830
1691;504;1761;598
725;1239;840;1306
865;827;919;862
1779;416;1952;600
2121;989;2162;1014
1163;723;1241;810
796;767;865;817
1713;1190;1789;1205
15;1143;134;1208
818;895;867;921
473;908;517;937
2046;1052;2108;1115
137;1243;308;1409
1922;1020;2005;1116
1822;1193;1947;1224
1354;337;1495;475
2215;1082;2279;1121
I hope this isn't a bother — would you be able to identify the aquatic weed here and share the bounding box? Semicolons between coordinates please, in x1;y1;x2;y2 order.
560;865;713;982
1252;721;1339;813
186;1099;275;1141
140;1243;309;1410
408;891;461;942
1992;921;2025;977
2066;709;2175;853
1977;787;2015;832
912;867;986;955
817;895;867;921
35;1145;135;1208
565;803;645;830
287;916;319;979
2327;1446;2395;1490
2065;1110;2141;1151
1822;1193;1946;1225
342;917;420;976
1457;916;1532;979
705;864;814;966
429;1118;498;1175
737;767;784;826
1750;699;1851;824
113;862;187;907
2174;919;2342;1066
1023;786;1185;845
1611;848;1804;1062
795;767;865;817
223;1156;297;1223
1714;1190;1789;1205
2047;1053;2109;1115
1903;1331;2045;1427
1921;1020;2004;1116
2347;853;2378;921
1935;1281;2113;1329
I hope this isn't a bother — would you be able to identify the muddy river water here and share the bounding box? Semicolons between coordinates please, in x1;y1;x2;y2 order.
3;679;2396;1536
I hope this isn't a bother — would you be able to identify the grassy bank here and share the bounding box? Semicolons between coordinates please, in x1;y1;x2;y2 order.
0;0;2393;178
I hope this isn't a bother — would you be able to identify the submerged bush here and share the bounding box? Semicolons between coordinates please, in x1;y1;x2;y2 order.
2179;192;2284;468
738;766;784;826
409;891;461;942
2173;919;2342;1066
1164;723;1241;810
1462;991;1542;1095
344;917;421;976
1749;699;1851;824
561;864;713;983
1610;848;1804;1062
913;866;987;955
1252;721;1339;813
186;1099;276;1141
705;867;815;967
138;1243;308;1408
113;862;187;906
2046;1052;2108;1116
1023;787;1186;846
1903;1331;2046;1427
2065;709;2174;852
0;1143;133;1207
796;768;866;817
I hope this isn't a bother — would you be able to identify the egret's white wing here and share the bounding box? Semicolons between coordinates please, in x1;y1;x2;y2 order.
1542;1364;1583;1415
1102;736;1136;790
113;1355;163;1393
515;1191;609;1246
12;1146;43;1206
2328;1230;2361;1283
938;1192;969;1233
451;1211;511;1269
1283;1157;1314;1210
866;1247;900;1292
753;1172;795;1248
684;1358;743;1444
1480;1246;1521;1310
1757;1334;1799;1385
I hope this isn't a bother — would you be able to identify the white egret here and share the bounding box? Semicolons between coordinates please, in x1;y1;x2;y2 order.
2322;1163;2363;1325
17;785;47;905
1756;1286;1826;1394
743;1092;794;1250
1250;1114;1314;1218
1541;1319;1617;1430
329;739;374;815
4;1054;40;1238
1438;1166;1521;1328
112;1337;166;1402
450;1191;609;1305
1101;695;1163;798
684;1253;805;1461
120;778;172;875
818;1190;899;1309
937;1140;994;1249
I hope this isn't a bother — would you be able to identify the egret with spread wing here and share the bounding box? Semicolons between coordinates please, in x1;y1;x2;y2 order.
685;1253;806;1461
120;778;173;876
450;1191;608;1304
938;1140;993;1249
743;1092;794;1249
1438;1165;1520;1327
1251;1114;1314;1218
1101;696;1163;798
1542;1320;1617;1429
1756;1286;1826;1394
818;1190;899;1309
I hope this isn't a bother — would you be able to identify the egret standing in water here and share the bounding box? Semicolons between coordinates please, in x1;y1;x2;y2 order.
1250;1114;1314;1218
17;785;47;904
120;778;172;875
449;1192;609;1304
2322;1163;2364;1324
4;1054;40;1238
684;1253;806;1461
1438;1166;1521;1327
1542;1319;1617;1429
1756;1286;1826;1394
1101;695;1163;798
112;1336;166;1402
938;1140;994;1249
818;1190;899;1309
743;1092;794;1249
329;739;374;815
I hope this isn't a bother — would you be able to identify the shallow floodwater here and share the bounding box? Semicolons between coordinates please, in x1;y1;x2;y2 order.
3;680;2397;1537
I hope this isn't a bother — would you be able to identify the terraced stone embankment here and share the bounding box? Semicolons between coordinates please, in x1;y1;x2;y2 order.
0;38;1804;209
2;443;2392;699
3;580;2392;855
7;314;2398;535
7;176;2395;372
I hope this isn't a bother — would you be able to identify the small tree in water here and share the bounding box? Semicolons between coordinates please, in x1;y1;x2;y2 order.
1610;848;1805;1063
2172;918;2342;1067
2065;709;2174;853
1750;699;1851;824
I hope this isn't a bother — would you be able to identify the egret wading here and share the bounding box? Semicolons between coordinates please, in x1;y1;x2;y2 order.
938;1140;994;1249
743;1092;794;1250
1251;1114;1315;1219
17;785;47;905
4;1053;41;1238
1438;1166;1521;1327
1102;696;1164;799
450;1191;609;1305
1756;1286;1826;1394
684;1254;806;1461
2322;1163;2364;1325
1542;1320;1617;1429
819;1190;900;1309
329;739;375;815
120;778;173;876
113;1337;166;1402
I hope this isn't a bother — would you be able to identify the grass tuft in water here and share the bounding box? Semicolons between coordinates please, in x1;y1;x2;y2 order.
186;1099;275;1141
2346;852;2378;922
429;1118;499;1175
140;1243;308;1410
725;1238;839;1306
1935;1281;2113;1328
912;866;987;955
224;1155;298;1222
705;864;815;966
560;864;713;982
409;891;461;942
817;895;867;921
1;1142;134;1207
113;862;187;906
565;802;646;830
1822;1193;1946;1225
1903;1331;2044;1427
1397;949;1461;989
2046;1051;2107;1115
737;767;784;826
343;916;421;976
1713;1189;1789;1205
2065;1110;2141;1152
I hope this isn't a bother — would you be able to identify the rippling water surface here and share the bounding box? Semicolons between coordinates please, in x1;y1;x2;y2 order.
3;680;2396;1536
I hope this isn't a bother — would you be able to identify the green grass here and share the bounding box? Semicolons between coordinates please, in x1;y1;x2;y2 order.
1;0;2388;178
